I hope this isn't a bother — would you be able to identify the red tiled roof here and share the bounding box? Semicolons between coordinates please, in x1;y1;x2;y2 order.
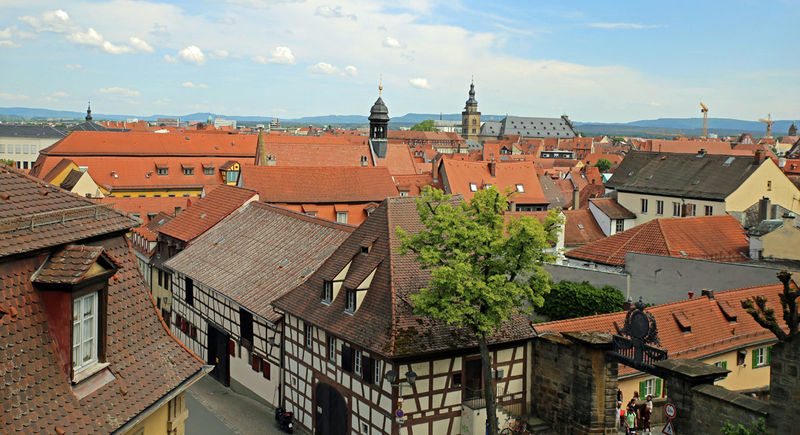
388;130;464;142
393;173;439;196
31;244;107;284
562;209;606;246
376;143;419;175
640;139;752;156
0;167;204;432
582;153;624;167
97;196;191;222
441;159;548;204
590;198;636;219
157;184;257;243
535;282;790;376
165;202;354;322
273;196;535;358
565;215;749;266
41;157;75;183
240;165;399;203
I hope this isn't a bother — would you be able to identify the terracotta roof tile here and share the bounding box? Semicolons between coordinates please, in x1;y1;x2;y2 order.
639;139;752;155
590;198;636;219
157;185;257;243
32;245;107;285
441;159;548;205
240;165;398;203
565;215;749;266
535;282;790;376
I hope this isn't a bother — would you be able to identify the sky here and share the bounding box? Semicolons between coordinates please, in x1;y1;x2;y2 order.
0;0;798;122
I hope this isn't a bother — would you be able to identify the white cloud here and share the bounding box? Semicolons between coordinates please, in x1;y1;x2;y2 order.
344;65;358;77
587;22;662;29
129;37;154;53
164;45;206;65
409;77;431;89
315;5;356;21
0;40;21;48
268;46;295;64
68;27;104;46
102;40;132;54
18;9;73;33
309;62;339;74
0;93;29;100
383;36;405;48
182;81;208;88
209;49;229;59
65;64;82;70
99;87;141;97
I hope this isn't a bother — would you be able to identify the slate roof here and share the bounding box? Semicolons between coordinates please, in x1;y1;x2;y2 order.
590;198;636;219
0;165;204;433
157;184;257;243
273;196;536;359
165;202;354;322
605;151;762;201
31;244;107;285
480;121;502;136
535;282;790;376
0;165;137;258
538;175;570;209
565;215;749;266
500;116;576;139
240;165;399;203
59;169;83;190
0;124;66;139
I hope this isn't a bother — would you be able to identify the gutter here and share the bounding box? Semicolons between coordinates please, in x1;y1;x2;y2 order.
112;365;213;434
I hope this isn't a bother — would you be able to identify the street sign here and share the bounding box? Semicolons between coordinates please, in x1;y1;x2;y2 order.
395;409;404;419
662;420;675;435
664;403;677;419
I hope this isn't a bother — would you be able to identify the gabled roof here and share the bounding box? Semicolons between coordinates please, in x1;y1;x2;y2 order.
240;165;399;203
606;151;762;200
590;198;636;219
565;214;749;266
157;184;257;243
31;244;110;285
535;282;791;376
41;158;76;183
375;143;420;175
387;131;463;142
538;175;570;209
0;165;137;258
441;159;547;204
273;196;535;358
165;202;354;322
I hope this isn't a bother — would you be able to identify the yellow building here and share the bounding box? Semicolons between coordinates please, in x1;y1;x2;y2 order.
461;81;481;140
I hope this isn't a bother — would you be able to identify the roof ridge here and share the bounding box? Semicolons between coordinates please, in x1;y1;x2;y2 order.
657;219;673;254
251;202;356;231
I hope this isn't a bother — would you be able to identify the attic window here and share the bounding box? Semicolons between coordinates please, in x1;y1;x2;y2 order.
156;167;168;176
673;311;692;333
469;183;478;192
516;184;524;193
722;157;735;167
577;224;584;230
717;299;738;322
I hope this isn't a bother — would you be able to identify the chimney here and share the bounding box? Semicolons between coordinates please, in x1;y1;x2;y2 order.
572;185;580;210
758;197;770;222
754;149;764;164
701;289;714;300
623;297;633;311
488;159;497;177
688;291;694;299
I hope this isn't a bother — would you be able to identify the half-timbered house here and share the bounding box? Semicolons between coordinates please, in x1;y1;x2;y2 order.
273;196;535;435
165;202;353;407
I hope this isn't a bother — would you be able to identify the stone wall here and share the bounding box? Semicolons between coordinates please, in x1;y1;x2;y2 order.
531;332;617;435
768;334;800;434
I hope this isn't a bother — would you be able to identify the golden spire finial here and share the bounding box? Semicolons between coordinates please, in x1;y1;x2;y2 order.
379;74;383;96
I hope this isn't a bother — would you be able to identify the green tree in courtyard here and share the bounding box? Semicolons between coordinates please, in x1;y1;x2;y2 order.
538;280;625;320
410;119;436;131
721;418;769;435
397;186;562;435
594;158;612;173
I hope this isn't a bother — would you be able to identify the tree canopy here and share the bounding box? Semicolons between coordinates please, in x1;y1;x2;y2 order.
537;280;625;320
594;158;613;172
396;186;561;435
410;119;436;131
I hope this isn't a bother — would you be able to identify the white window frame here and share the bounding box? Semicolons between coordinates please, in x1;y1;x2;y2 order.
469;183;477;192
322;280;333;302
328;335;336;362
354;350;363;376
644;378;655;397
304;323;313;349
755;347;767;366
73;292;99;373
673;202;681;217
656;200;664;215
640;198;648;214
345;288;356;312
373;359;382;385
705;205;713;216
336;211;348;224
615;219;625;233
515;184;524;193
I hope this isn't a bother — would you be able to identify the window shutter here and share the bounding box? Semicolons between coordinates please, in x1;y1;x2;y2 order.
252;354;261;371
262;359;271;380
229;339;236;357
362;356;373;383
655;378;662;397
767;347;771;366
662;379;667;397
342;344;352;372
721;361;727;370
752;349;758;368
639;381;646;398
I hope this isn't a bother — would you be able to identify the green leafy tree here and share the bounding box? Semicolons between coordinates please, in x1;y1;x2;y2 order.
0;159;14;167
720;418;769;435
538;280;625;320
410;119;436;131
594;158;613;173
397;186;562;435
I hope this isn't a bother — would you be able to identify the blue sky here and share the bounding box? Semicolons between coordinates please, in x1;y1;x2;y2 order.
0;0;798;122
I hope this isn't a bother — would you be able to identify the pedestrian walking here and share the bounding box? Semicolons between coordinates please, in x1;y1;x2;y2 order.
641;395;653;435
625;405;637;435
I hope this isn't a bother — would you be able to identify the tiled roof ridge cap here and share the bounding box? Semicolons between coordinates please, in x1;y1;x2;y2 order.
657;219;673;255
670;330;777;359
251;202;356;231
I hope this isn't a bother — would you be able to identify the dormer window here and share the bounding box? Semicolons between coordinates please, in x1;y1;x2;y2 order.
469;183;478;192
72;292;99;373
345;288;356;313
322;280;333;302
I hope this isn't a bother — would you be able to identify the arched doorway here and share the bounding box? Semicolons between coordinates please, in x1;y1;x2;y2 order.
315;383;347;435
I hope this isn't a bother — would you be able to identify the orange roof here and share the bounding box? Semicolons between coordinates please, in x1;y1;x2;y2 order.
375;143;419;175
158;184;258;243
641;139;752;156
441;159;548;205
535;282;791;376
393;173;439;196
240;165;399;203
507;209;605;247
388;130;464;142
97;196;193;222
582;153;624;167
565;214;749;266
41;157;75;183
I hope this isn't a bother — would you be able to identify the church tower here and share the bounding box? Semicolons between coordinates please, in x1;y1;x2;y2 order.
85;102;93;121
368;83;389;158
461;80;481;140
789;122;798;137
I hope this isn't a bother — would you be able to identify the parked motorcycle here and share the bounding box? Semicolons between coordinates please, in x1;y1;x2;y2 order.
275;406;294;433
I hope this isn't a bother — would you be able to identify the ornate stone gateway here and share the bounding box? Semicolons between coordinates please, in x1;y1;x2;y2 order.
607;298;668;374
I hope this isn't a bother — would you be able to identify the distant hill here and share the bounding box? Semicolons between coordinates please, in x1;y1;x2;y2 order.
0;107;795;137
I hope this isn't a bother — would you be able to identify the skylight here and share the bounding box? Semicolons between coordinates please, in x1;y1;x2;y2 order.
516;184;524;193
722;157;735;167
469;183;477;192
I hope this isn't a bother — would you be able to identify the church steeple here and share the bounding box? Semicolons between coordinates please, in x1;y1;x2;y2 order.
465;79;477;108
368;82;389;158
85;102;93;121
461;79;481;140
789;122;798;137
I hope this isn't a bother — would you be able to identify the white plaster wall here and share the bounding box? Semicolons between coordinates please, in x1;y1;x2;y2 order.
617;191;725;226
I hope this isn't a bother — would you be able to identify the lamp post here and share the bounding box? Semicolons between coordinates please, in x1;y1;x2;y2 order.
386;369;417;426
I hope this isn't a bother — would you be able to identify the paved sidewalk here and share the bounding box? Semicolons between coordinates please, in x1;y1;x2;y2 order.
186;375;294;435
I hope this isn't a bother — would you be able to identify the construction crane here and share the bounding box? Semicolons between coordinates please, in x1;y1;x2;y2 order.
759;113;774;138
700;102;709;139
